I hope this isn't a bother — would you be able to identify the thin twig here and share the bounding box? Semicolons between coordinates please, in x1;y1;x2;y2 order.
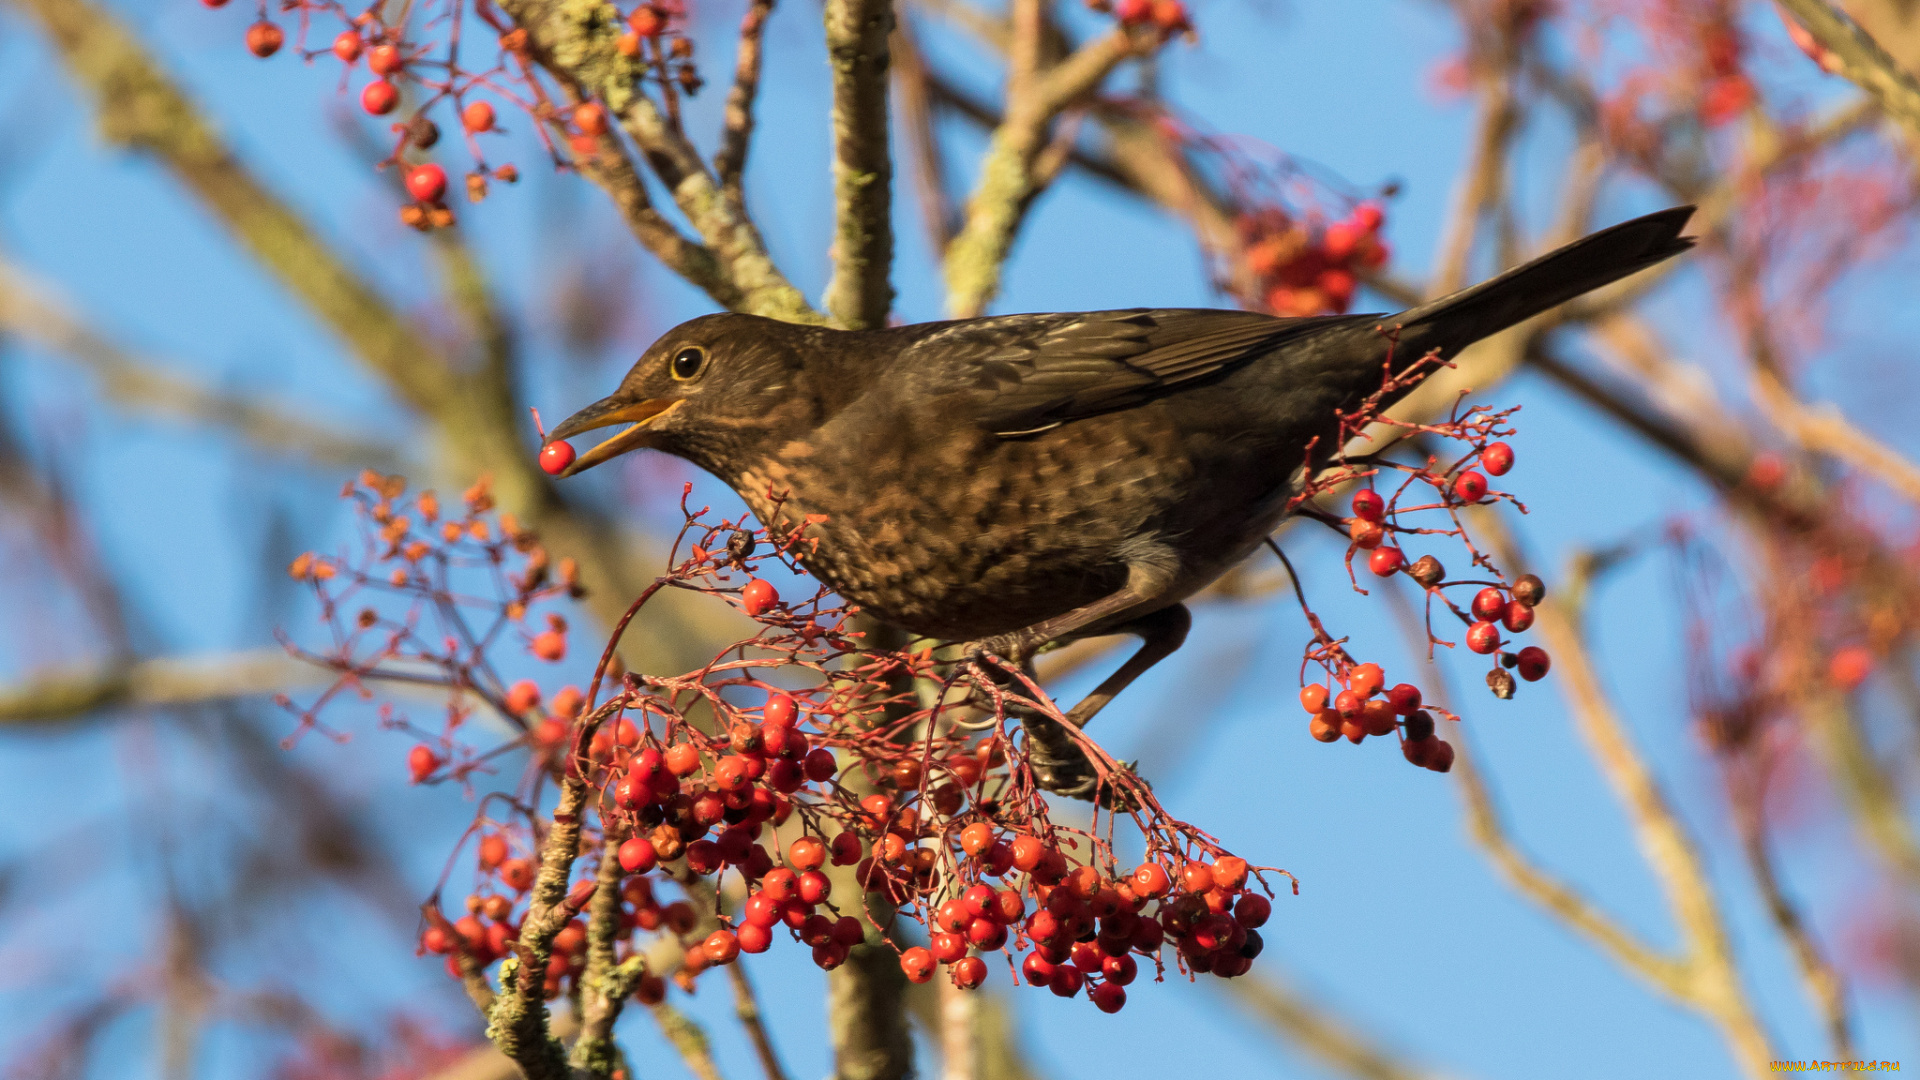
716;0;778;195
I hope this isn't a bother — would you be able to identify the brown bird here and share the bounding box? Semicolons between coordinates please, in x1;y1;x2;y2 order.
551;206;1694;797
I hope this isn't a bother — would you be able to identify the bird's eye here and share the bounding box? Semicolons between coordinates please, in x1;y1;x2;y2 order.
670;346;707;381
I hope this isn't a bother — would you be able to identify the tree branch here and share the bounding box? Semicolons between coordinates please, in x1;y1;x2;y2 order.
824;0;896;328
1775;0;1920;142
1219;974;1448;1080
715;0;778;196
0;651;319;726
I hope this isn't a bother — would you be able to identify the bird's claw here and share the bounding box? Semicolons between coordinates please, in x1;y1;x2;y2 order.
960;633;1031;668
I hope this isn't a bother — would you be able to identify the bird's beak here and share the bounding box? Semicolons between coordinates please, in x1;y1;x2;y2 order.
547;395;684;477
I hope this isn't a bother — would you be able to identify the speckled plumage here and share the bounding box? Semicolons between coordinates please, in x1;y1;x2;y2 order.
551;207;1696;784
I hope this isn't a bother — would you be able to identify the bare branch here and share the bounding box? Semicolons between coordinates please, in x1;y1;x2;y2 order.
716;0;779;195
944;28;1151;317
1775;0;1920;143
727;962;793;1080
1219;974;1447;1080
0;651;318;726
825;0;896;328
892;19;958;256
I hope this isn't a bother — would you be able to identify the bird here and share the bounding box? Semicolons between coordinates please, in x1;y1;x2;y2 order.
549;206;1695;798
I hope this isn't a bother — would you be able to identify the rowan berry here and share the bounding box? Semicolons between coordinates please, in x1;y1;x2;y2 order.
574;102;609;136
665;743;702;777
1049;965;1084;997
1010;834;1046;872
1426;741;1456;773
1368;547;1404;576
1453;470;1489;504
812;940;849;970
500;858;534;892
797;870;831;904
1481;441;1514;476
406;164;447;204
1471;587;1506;621
902;946;937;983
1501;600;1534;633
1114;0;1150;23
332;30;363;63
1234;891;1271;928
829;832;863;866
1129;862;1171;898
1090;982;1127;1013
832;916;865;948
1351;489;1385;522
367;43;403;76
802;747;836;782
1403;709;1435;742
246;22;283;58
1466;621;1500;654
1309;711;1342;742
539;441;574;475
478;833;509;870
1022;952;1057;986
1515;646;1551;682
1180;862;1214;894
931;931;967;963
629;6;666;35
530;630;565;661
702;930;740;964
1511;573;1546;608
1350;663;1385;697
408;744;439;782
1349;517;1385;550
738;923;772;954
951;955;988;989
1333;689;1364;721
1299;684;1329;713
741;578;778;617
788;836;826;872
361;80;399;115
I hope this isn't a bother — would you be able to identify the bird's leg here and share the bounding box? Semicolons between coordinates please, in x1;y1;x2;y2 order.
958;563;1187;802
1017;605;1190;803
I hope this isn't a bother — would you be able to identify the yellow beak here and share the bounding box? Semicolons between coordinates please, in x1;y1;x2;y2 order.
546;396;683;477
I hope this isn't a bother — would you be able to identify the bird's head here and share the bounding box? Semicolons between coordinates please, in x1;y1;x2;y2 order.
546;312;826;478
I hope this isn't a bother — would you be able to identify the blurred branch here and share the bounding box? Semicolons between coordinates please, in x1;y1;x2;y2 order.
893;19;958;256
571;126;745;309
943;26;1150;317
0;650;315;726
824;0;896;328
652;1002;728;1080
1431;76;1519;297
497;0;823;325
1775;0;1920;142
727;962;792;1080
936;978;977;1080
715;0;778;196
0;260;403;470
1219;974;1449;1080
1471;513;1775;1076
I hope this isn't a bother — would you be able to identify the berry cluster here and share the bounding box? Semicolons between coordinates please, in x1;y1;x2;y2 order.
1239;200;1390;316
283;477;1282;1016
201;0;703;228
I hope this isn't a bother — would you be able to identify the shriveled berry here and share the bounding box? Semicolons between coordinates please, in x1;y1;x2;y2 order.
1210;856;1248;890
1512;573;1546;608
1481;441;1514;476
1403;709;1435;742
1516;646;1551;682
1410;553;1445;587
1426;741;1456;773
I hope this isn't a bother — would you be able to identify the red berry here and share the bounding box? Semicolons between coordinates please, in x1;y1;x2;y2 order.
1466;621;1501;655
1022;952;1057;986
1453;470;1489;504
830;832;863;866
534;440;576;475
1090;982;1127;1013
812;940;849;970
1129;862;1171;898
1348;517;1385;550
703;930;740;964
1501;600;1535;633
1830;646;1872;689
901;946;936;983
1210;856;1248;890
461;100;496;134
478;833;508;870
406;163;448;204
1516;646;1551;682
738;923;772;953
1481;441;1514;476
1299;684;1329;713
332;31;364;63
960;823;995;856
505;679;541;714
201;0;230;6
1334;689;1364;720
742;578;779;617
1180;862;1215;894
803;747;838;782
575;102;609;136
665;743;701;776
629;6;667;35
245;22;284;58
1426;740;1457;773
950;956;988;989
1102;952;1138;985
367;43;404;76
1114;0;1150;22
1309;710;1342;742
1351;489;1385;522
1048;965;1084;997
764;692;797;728
789;836;826;872
1386;683;1421;715
1367;547;1404;576
1472;588;1507;621
407;744;439;782
797;870;831;904
930;932;967;963
1349;663;1385;698
531;630;566;662
1150;0;1189;32
361;80;399;115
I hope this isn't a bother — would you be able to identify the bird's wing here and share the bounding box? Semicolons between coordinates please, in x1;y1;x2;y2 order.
909;308;1374;436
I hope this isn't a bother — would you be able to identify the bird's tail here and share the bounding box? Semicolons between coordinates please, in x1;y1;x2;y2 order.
1390;205;1695;362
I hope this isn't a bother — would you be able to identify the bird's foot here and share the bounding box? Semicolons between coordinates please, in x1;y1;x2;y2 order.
960;632;1034;669
1020;712;1145;809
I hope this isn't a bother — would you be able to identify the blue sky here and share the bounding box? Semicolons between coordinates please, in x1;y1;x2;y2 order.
1;0;1915;1077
